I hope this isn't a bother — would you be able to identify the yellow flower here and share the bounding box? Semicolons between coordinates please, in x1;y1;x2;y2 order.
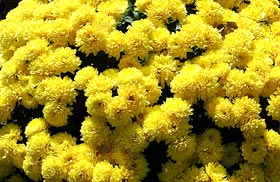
232;96;261;125
196;0;224;25
85;74;115;96
86;91;111;117
74;66;99;90
221;142;240;168
205;97;236;128
0;87;17;124
118;55;142;70
43;101;72;127
150;27;170;52
223;29;255;68
75;22;108;56
205;162;228;182
230;163;265;182
142;76;161;105
222;69;264;99
68;159;94;182
144;54;180;88
167;135;196;162
264;129;280;153
105;30;125;60
240;0;280;23
98;0;128;20
25;131;50;157
197;129;224;165
29;47;81;76
25;117;49;138
35;76;77;105
214;0;243;9
240;118;266;139
241;137;266;164
113;123;149;153
266;89;280;121
41;155;67;182
80;116;112;147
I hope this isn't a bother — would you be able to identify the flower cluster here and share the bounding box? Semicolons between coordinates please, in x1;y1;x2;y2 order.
1;0;280;181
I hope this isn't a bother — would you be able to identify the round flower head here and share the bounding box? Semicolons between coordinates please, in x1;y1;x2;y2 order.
230;163;265;182
41;155;67;182
196;0;224;25
118;67;144;85
221;142;240;168
25;117;49;138
34;76;77;105
43;101;72;127
80;116;112;147
118;55;142;70
150;27;170;52
86;91;111;117
160;97;193;121
74;66;99;90
85;74;115;97
67;159;94;182
145;54;180;88
97;0;128;20
232;96;261;125
142;76;161;105
205;162;228;182
264;129;280;153
105;30;125;60
205;97;236;128
113;123;149;153
0;87;17;124
240;118;266;139
48;132;76;153
22;155;42;181
167;135;196;162
159;161;209;182
266;89;280;121
26;131;50;157
28;47;81;76
197;128;224;165
241;137;266;164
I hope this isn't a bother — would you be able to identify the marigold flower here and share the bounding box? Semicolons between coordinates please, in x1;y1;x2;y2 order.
74;66;99;90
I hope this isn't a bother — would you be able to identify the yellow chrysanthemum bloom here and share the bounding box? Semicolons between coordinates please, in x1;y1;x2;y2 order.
43;101;72;127
144;54;180;88
241;137;266;164
34;76;77;105
80;116;112;147
74;66;99;90
25;117;49;138
196;0;224;25
205;162;228;182
105;30;125;60
167;135;196;162
28;47;81;76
